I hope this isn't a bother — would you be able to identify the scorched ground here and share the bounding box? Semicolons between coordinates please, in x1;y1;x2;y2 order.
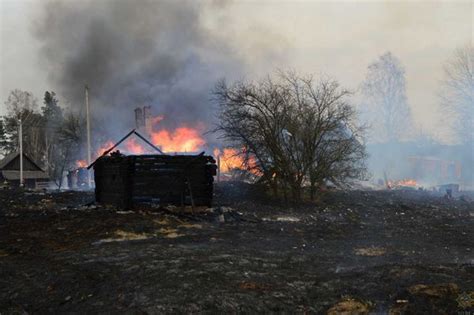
0;184;473;313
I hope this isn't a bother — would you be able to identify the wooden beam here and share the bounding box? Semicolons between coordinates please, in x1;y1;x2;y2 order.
133;130;163;154
87;129;136;169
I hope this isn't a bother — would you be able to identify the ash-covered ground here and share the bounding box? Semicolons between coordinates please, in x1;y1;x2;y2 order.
1;183;473;314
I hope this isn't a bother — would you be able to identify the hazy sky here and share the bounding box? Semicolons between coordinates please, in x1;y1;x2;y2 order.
1;0;472;142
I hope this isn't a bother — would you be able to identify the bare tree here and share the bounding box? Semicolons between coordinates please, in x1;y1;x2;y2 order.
5;89;39;115
1;90;45;161
440;45;473;145
213;75;294;197
361;52;413;143
214;71;367;201
284;74;367;199
42;91;65;188
53;112;85;189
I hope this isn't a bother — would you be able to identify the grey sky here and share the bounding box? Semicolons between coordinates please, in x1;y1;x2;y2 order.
1;0;472;142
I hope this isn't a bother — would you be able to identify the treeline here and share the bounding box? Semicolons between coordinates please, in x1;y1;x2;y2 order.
0;90;84;188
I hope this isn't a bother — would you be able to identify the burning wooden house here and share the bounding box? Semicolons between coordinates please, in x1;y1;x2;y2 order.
89;129;217;209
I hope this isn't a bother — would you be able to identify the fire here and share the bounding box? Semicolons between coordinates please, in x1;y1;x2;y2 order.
76;160;88;168
75;113;260;179
214;148;260;175
397;179;417;186
75;115;207;169
73;109;265;180
97;141;116;156
214;148;245;172
387;178;418;188
151;127;205;153
123;138;146;154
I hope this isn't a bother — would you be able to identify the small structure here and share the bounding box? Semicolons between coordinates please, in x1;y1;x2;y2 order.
93;152;217;209
88;129;217;209
0;152;49;189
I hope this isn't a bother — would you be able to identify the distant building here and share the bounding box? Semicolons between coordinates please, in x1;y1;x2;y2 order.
407;156;461;183
367;141;473;188
0;152;49;189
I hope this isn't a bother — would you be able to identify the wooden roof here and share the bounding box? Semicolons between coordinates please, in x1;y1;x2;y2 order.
0;151;45;172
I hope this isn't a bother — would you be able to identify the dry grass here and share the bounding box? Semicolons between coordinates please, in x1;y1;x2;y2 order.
354;246;386;257
327;297;371;315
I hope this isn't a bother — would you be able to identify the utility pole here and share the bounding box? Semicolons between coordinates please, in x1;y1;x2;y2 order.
19;118;24;187
85;85;92;188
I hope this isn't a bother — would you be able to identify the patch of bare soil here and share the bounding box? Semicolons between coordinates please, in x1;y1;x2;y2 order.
0;184;473;313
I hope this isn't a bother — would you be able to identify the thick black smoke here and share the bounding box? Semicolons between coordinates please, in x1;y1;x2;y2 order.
34;0;244;135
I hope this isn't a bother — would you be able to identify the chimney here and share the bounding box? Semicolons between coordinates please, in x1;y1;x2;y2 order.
143;105;152;137
135;107;144;130
135;106;153;138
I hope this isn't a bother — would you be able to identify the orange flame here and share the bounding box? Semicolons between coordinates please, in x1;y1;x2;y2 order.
214;148;260;175
76;160;88;168
75;115;207;168
123;138;146;154
388;178;418;188
215;148;245;172
398;179;417;186
96;141;115;156
151;127;205;153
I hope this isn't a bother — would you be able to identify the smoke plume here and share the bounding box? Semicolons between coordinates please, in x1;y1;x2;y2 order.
34;0;248;134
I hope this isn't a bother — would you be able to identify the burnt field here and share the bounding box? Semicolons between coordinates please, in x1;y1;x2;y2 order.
1;184;473;314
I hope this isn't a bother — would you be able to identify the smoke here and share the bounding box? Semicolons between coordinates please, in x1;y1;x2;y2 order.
26;1;473;185
33;0;250;134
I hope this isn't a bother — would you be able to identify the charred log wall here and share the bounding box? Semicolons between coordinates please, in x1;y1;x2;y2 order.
93;154;217;209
